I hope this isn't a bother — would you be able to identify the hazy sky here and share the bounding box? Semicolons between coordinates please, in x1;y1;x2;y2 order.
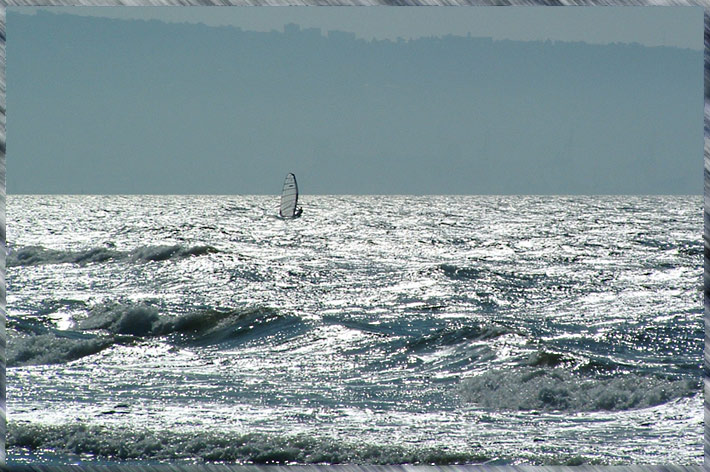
8;7;703;195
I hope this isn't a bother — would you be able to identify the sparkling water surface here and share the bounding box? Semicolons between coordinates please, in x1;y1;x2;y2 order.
5;195;703;465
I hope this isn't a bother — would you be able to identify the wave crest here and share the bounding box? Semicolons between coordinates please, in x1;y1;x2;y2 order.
79;304;161;336
460;367;699;412
9;301;299;366
79;302;300;345
437;263;548;289
406;323;511;352
7;333;132;367
8;246;120;267
7;423;489;465
8;244;219;267
131;245;218;262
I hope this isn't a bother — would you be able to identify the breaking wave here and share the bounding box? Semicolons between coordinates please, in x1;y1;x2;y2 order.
79;302;303;346
7;423;489;465
8;246;120;267
8;301;302;366
7;244;219;267
8;333;130;367
459;367;700;412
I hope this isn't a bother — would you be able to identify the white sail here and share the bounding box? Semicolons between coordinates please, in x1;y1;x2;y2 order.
279;173;299;218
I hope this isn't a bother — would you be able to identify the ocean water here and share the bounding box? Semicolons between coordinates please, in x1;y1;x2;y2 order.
5;194;703;466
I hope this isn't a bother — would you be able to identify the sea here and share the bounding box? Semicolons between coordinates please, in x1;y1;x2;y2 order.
4;194;703;466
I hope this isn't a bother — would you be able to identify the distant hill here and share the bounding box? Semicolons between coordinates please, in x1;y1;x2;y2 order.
8;10;702;195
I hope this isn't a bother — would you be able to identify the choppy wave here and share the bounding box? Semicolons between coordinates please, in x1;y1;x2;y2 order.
324;316;511;356
436;263;559;291
131;245;219;262
460;367;700;412
7;244;219;267
80;302;303;346
405;323;511;352
7;423;489;465
8;246;120;266
8;333;131;367
8;301;301;366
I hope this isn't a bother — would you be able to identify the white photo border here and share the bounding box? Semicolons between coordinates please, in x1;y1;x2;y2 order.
0;2;705;470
